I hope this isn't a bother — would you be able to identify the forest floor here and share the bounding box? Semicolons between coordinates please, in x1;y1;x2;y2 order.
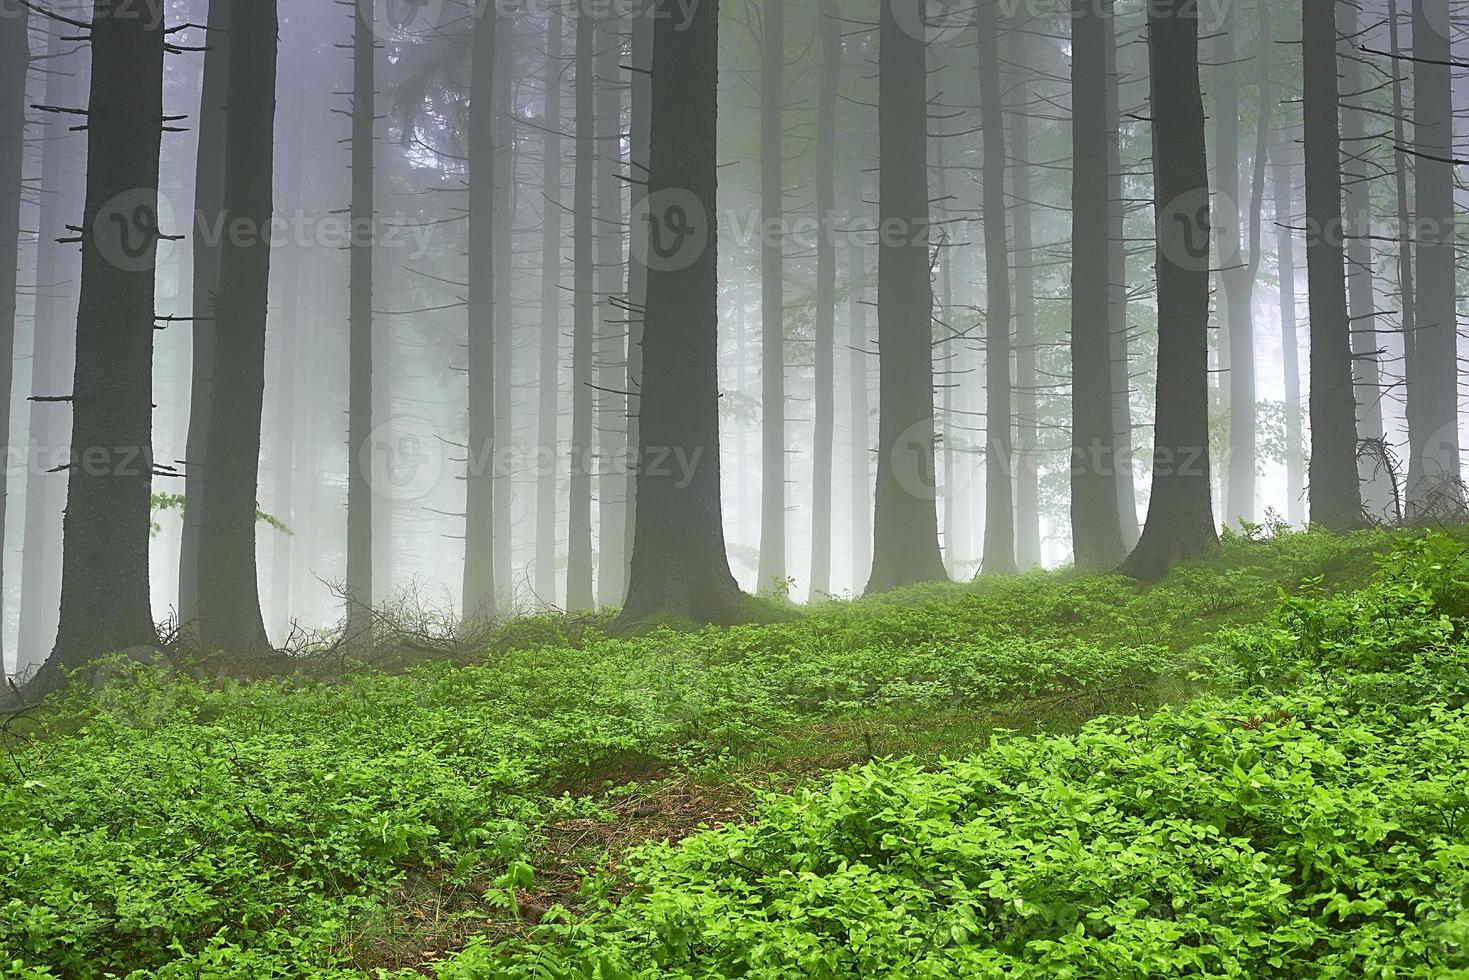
3;524;1467;977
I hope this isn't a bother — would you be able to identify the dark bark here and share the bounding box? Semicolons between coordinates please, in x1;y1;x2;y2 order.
464;8;497;619
535;10;563;607
978;0;1015;574
865;0;946;593
810;0;839;596
616;0;747;627
624;5;652;595
1388;0;1414;524
757;0;786;592
37;0;167;688
567;11;594;609
595;12;628;605
1301;0;1362;531
1119;0;1218;581
1104;1;1138;548
1271;136;1305;525
1009;28;1040;569
0;0;27;678
345;0;374;632
1071;0;1127;569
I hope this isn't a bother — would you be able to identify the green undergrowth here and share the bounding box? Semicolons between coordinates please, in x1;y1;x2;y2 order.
0;526;1449;977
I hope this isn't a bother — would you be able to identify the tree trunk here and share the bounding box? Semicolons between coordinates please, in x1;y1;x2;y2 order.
344;0;374;632
0;0;28;678
847;161;872;588
1071;0;1127;569
596;12;628;605
567;11;595;609
37;0;167;688
1301;0;1362;531
1009;28;1040;569
757;0;786;593
464;8;498;620
492;15;514;599
178;0;230;626
624;5;653;597
1387;0;1413;524
978;0;1015;574
616;0;746;627
865;0;946;593
1104;1;1138;548
1119;0;1218;581
1271;136;1305;526
194;0;278;655
1406;0;1463;518
810;0;839;597
535;10;563;608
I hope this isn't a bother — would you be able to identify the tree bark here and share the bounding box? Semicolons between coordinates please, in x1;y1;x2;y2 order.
1119;0;1218;581
624;5;652;596
1104;1;1138;548
865;0;946;593
847;160;872;588
757;0;786;593
1071;0;1127;569
1301;0;1362;531
596;12;628;605
616;0;747;627
344;0;374;632
810;0;839;596
1271;135;1305;526
492;15;514;598
535;10;563;608
0;0;28;678
1009;28;1040;569
567;11;595;609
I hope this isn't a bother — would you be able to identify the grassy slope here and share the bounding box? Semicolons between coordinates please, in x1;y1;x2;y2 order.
0;527;1437;977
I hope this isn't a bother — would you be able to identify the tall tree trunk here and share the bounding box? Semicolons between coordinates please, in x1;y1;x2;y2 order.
758;0;786;593
1120;0;1217;581
1071;0;1127;569
616;0;746;626
567;11;595;609
37;0;167;688
178;0;230;626
1271;136;1305;525
847;161;872;588
1388;0;1413;522
1301;0;1362;531
865;0;946;593
978;0;1015;574
195;0;278;654
624;5;652;596
596;12;628;605
810;0;839;597
464;9;498;619
0;0;28;678
1009;28;1041;569
18;18;82;674
492;15;514;599
1406;0;1463;517
342;0;374;632
535;10;563;608
1104;1;1139;548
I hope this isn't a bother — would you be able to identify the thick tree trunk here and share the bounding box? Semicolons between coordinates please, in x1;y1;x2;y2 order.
978;0;1015;574
37;0;167;688
18;18;82;674
865;0;946;593
1271;137;1305;525
1071;0;1127;569
178;0;231;625
567;12;595;609
535;10;563;608
1119;0;1218;581
463;9;498;620
1009;28;1040;569
616;0;746;627
596;13;628;605
757;0;786;593
810;0;839;597
1301;0;1362;531
344;0;374;632
0;0;28;678
1406;0;1463;518
194;0;278;655
847;162;872;588
1104;2;1138;548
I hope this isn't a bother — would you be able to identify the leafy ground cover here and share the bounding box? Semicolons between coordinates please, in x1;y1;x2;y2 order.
0;526;1456;977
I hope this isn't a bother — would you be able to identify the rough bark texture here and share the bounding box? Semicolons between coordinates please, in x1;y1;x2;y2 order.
1009;28;1041;569
567;12;594;609
616;0;747;627
865;0;947;594
0;0;28;678
1301;0;1362;531
38;0;167;688
1071;0;1128;570
978;0;1015;574
757;0;786;593
345;0;374;632
535;11;563;608
810;0;839;597
1120;0;1218;582
595;12;628;606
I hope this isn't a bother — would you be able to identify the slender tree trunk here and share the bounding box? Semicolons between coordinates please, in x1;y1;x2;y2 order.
1120;0;1218;581
179;0;230;625
1009;28;1040;569
1071;0;1127;569
37;0;167;688
567;11;595;609
0;0;28;677
535;10;563;608
758;0;786;593
1406;0;1463;517
18;18;82;674
194;0;278;654
978;0;1015;574
1104;1;1138;548
624;5;652;596
1301;0;1362;531
616;0;746;627
464;9;498;620
810;0;839;597
596;12;628;605
1388;0;1413;522
492;15;514;599
935;146;958;571
1271;136;1305;525
865;0;946;593
847;161;872;589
